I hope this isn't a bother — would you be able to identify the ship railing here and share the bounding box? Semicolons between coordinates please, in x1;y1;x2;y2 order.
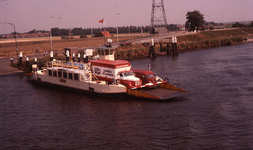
50;60;89;70
91;73;99;81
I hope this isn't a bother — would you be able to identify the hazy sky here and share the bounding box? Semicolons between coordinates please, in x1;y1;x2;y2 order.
0;0;252;34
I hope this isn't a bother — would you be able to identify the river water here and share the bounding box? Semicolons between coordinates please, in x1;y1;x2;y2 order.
1;43;253;149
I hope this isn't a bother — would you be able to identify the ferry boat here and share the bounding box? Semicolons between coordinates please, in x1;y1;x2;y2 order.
31;43;188;100
32;60;127;97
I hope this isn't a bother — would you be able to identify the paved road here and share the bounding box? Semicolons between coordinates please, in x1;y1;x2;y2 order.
0;57;23;75
0;54;44;76
131;31;195;44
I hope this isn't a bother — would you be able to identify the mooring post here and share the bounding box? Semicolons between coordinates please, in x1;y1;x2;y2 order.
33;58;37;72
174;37;178;54
10;57;13;64
167;43;170;55
72;53;75;62
83;53;87;63
19;52;22;69
78;53;81;62
171;37;175;55
149;39;155;58
26;56;29;72
66;50;69;62
50;51;54;61
160;43;163;52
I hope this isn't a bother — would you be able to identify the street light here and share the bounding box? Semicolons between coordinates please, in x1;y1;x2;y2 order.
129;20;131;39
88;19;93;37
0;21;18;61
176;9;182;31
49;16;54;50
116;13;119;42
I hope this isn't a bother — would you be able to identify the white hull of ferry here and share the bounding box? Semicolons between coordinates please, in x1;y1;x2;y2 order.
32;70;127;97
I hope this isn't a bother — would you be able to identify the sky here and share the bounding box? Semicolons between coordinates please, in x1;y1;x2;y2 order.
0;0;253;34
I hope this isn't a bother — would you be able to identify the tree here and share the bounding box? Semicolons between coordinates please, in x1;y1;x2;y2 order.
185;10;205;31
72;28;83;35
232;22;244;28
51;28;61;36
60;29;69;36
250;21;253;27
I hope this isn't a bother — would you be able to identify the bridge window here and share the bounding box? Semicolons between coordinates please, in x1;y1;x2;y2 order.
109;49;113;55
98;50;104;55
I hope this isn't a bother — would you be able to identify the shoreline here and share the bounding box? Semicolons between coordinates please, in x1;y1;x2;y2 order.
1;40;252;76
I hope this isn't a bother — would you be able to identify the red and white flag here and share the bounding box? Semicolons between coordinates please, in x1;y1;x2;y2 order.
98;19;103;23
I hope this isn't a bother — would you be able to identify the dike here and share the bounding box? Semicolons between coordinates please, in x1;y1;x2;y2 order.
115;28;253;59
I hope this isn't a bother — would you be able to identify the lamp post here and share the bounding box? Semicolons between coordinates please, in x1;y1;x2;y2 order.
116;13;119;42
176;9;183;31
49;16;54;50
129;20;131;39
0;21;18;61
88;19;93;37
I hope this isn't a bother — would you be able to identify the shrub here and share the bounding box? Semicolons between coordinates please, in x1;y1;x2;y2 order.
236;37;243;43
80;35;87;38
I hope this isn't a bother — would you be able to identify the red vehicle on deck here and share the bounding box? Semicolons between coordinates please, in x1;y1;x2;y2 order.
131;68;167;87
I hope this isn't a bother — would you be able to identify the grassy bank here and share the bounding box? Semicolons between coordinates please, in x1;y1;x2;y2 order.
158;27;253;53
0;35;146;58
114;27;253;59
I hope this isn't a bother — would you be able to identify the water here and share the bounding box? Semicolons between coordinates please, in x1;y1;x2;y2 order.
1;43;253;149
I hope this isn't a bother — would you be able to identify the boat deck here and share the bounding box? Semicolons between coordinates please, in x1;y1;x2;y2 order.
137;88;187;100
127;83;188;100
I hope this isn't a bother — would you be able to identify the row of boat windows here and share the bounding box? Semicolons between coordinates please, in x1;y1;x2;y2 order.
98;49;114;55
48;70;79;80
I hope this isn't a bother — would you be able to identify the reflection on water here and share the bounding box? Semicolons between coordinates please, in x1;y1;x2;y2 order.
1;43;253;149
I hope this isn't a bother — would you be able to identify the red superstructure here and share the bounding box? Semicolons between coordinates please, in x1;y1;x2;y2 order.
89;59;143;89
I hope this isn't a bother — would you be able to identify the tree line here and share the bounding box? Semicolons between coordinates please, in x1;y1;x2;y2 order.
50;24;179;36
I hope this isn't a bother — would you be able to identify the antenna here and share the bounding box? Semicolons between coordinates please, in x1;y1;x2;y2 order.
150;0;168;30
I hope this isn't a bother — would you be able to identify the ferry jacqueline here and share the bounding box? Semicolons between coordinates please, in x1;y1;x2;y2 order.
31;43;188;100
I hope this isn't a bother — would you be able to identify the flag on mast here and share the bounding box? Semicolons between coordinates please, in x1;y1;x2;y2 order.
98;18;103;23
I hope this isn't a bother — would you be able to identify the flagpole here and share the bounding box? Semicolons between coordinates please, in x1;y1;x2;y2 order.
103;17;106;43
97;18;105;45
104;17;106;36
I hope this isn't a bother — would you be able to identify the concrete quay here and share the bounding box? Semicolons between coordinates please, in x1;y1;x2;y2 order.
0;54;43;76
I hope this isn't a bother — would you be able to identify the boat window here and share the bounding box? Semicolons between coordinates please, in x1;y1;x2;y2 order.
53;71;57;77
109;49;114;55
141;75;146;78
98;50;104;55
147;74;155;78
119;73;123;77
58;71;62;78
105;50;109;55
68;73;73;79
63;72;67;78
48;70;52;76
74;74;79;80
124;71;133;77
